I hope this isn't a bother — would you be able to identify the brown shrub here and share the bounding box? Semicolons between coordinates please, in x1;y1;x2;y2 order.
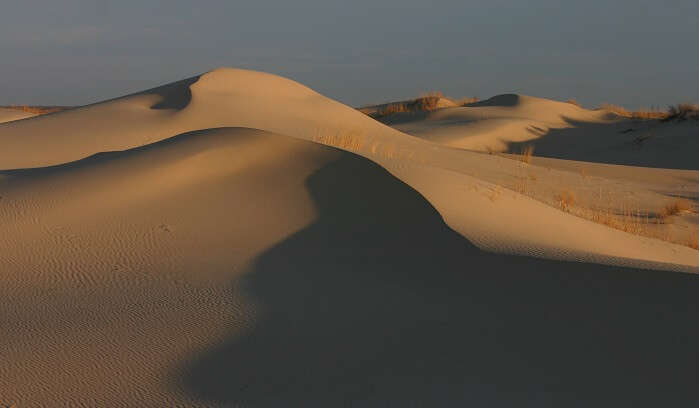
566;99;581;107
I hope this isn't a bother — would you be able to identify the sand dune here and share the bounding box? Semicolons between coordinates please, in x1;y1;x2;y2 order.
386;93;698;169
1;68;698;406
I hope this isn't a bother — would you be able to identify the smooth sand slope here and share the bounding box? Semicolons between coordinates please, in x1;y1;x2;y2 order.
1;68;698;407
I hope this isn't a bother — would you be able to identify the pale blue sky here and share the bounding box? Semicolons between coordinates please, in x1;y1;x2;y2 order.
1;0;697;108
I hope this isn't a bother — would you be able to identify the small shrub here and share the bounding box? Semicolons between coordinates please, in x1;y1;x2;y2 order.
566;99;581;107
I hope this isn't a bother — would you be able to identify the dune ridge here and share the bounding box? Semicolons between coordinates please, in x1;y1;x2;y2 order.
0;67;697;406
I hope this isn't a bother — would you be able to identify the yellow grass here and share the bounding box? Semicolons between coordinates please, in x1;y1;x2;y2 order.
660;198;692;218
518;145;534;163
555;191;576;211
597;103;699;121
599;103;667;119
2;105;66;115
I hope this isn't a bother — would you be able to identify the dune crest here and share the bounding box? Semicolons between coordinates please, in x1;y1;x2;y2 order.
0;66;697;407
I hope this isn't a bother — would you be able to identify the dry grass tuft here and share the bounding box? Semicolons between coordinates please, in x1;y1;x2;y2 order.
410;91;443;112
566;99;581;107
598;102;699;121
2;105;67;115
312;129;364;152
518;145;535;163
599;103;667;120
660;198;692;218
365;92;447;119
665;103;699;121
555;191;576;211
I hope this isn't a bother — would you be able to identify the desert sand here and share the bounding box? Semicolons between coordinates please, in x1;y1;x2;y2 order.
1;68;697;407
0;107;36;124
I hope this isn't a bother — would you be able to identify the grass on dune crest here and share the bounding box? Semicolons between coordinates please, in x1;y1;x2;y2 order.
2;105;69;115
598;102;699;121
358;92;479;119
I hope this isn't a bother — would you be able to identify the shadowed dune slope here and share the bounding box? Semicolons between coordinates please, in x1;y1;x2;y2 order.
183;149;699;408
1;128;697;407
1;69;697;271
388;93;698;169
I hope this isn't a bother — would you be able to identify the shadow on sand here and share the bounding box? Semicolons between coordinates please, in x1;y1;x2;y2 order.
181;153;698;407
508;116;698;170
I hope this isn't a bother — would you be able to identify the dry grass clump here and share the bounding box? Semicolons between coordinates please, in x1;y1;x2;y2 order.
665;103;699;121
312;129;363;152
367;92;445;119
380;103;409;116
599;103;666;120
599;102;699;121
555;191;576;211
403;91;443;112
566;99;581;107
660;198;692;218
518;145;535;163
590;203;651;235
3;105;67;115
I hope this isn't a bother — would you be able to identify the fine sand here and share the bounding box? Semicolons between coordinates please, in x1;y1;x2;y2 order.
1;68;697;407
0;107;36;124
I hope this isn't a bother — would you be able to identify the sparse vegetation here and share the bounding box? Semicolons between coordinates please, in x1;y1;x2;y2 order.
312;129;364;152
2;105;68;115
555;191;576;211
566;98;581;107
599;103;667;120
664;103;699;121
660;198;692;218
598;102;699;121
367;92;444;119
518;145;535;163
359;92;478;119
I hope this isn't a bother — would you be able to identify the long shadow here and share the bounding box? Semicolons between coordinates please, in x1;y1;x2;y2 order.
508;116;698;170
181;153;699;407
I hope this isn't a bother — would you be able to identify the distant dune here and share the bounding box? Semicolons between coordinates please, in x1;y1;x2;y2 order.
0;107;37;123
0;68;697;407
